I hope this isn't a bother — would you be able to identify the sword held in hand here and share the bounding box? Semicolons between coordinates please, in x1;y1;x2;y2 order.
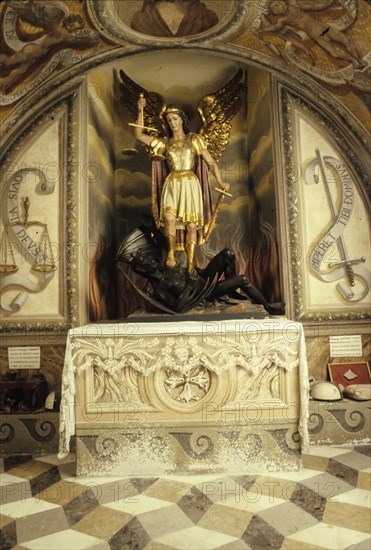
128;93;159;133
204;187;232;242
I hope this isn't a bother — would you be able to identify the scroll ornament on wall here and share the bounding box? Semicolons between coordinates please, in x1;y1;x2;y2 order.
256;0;370;92
0;0;99;105
0;168;57;313
304;149;370;302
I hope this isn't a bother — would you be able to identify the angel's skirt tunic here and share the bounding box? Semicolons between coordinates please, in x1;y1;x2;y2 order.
151;134;206;230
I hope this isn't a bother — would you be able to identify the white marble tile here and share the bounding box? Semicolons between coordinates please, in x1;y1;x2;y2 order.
35;454;76;466
222;492;286;513
0;472;28;485
103;494;172;515
154;525;238;549
262;468;321;481
335;488;371;508
286;522;370;549
165;473;227;485
22;528;110;549
1;496;60;518
1;474;32;505
307;446;353;458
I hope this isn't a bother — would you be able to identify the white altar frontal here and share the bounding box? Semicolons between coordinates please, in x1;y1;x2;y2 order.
58;318;310;476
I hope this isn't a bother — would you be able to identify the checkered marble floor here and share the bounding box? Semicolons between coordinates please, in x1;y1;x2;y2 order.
1;445;370;550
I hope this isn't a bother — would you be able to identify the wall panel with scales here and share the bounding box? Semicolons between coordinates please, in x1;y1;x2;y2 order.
0;103;81;336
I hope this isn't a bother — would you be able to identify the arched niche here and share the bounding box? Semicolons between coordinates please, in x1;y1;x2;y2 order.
87;50;281;320
0;48;369;338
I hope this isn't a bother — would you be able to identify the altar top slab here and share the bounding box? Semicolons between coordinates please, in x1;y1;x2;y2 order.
67;316;301;338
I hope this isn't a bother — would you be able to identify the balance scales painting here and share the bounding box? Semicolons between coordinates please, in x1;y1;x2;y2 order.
0;197;57;274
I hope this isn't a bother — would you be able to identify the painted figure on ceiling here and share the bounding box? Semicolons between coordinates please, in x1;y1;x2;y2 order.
130;0;219;37
260;0;366;69
0;0;99;93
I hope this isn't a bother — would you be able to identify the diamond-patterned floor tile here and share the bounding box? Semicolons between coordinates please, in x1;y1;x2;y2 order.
3;455;32;472
289;482;327;520
197;502;253;538
1;495;60;519
37;479;87;506
300;472;355;499
346;538;371;550
0;516;17;550
335;487;371;507
242;514;285;549
323;501;371;534
141;477;193;503
109;516;151;550
327;458;359;487
1;445;370;549
257;500;319;536
1;473;32;505
16;506;68;544
139;503;194;538
19;528;110;549
6;459;52;480
357;469;371;490
330;451;371;472
286;522;371;549
103;493;172;515
177;486;214;524
222;490;286;514
154;525;239;549
196;476;253;504
63;488;100;527
30;465;62;496
72;505;133;540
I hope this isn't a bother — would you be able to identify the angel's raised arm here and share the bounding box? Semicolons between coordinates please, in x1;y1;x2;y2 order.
133;96;154;147
119;69;166;146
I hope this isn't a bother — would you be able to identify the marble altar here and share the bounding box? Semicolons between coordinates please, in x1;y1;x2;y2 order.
58;318;309;475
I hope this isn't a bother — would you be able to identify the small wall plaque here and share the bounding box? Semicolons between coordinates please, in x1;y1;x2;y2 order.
8;347;41;369
329;335;362;358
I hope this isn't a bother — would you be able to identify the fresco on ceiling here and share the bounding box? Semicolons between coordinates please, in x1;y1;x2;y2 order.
0;0;99;105
257;0;370;92
114;0;236;38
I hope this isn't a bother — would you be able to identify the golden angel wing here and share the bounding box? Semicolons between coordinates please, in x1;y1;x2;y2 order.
198;69;244;159
119;69;166;136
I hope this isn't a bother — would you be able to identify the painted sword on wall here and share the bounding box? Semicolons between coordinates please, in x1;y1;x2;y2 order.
305;149;370;302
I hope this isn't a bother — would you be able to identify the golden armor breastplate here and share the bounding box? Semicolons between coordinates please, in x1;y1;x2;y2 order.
166;138;196;172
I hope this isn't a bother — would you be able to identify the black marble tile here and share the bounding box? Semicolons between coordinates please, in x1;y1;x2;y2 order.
63;488;99;526
289;483;327;521
3;454;32;471
109;516;150;550
30;465;61;496
177;486;213;524
327;458;358;487
232;475;258;493
353;445;371;457
242;515;284;550
0;520;17;550
128;477;159;494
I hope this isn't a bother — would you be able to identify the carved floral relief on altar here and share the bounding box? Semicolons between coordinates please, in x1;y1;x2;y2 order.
73;331;298;415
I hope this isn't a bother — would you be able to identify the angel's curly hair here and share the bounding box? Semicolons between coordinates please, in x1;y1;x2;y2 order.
162;104;190;135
